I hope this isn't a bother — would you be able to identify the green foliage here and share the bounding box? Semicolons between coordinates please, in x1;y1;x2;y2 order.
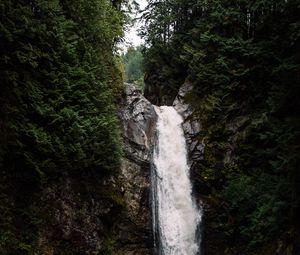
0;0;124;176
0;0;126;253
102;238;117;255
225;173;290;246
122;46;145;91
141;0;196;101
102;184;126;208
142;0;300;250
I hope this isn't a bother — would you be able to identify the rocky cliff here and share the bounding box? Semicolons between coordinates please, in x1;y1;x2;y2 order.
113;83;158;254
173;83;204;172
144;81;233;255
0;83;157;255
171;83;245;255
37;83;158;255
159;82;299;255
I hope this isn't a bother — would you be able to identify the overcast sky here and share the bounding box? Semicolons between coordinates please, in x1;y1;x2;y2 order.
122;0;147;49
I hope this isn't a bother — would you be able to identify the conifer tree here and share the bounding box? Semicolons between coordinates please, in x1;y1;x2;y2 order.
142;0;300;249
0;0;125;252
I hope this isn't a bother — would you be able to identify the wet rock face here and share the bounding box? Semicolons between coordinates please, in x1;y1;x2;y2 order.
120;83;158;162
115;83;158;255
36;174;118;255
173;83;204;166
172;83;212;200
113;159;153;255
34;83;157;255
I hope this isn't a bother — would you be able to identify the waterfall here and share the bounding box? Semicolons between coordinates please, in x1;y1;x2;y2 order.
151;106;202;255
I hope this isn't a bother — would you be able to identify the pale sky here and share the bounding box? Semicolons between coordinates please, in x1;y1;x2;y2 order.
122;0;147;49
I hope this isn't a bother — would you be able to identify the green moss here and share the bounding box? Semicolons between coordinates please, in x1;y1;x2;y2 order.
102;238;117;255
78;203;89;218
102;188;125;208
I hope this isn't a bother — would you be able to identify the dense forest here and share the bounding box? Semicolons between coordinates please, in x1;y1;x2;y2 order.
141;0;300;253
0;0;299;254
0;0;125;253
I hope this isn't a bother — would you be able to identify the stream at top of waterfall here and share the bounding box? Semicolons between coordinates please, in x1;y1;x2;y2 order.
151;106;202;255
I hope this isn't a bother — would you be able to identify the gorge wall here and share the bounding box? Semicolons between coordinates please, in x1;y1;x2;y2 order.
1;80;296;254
114;83;158;254
0;83;156;255
144;80;299;255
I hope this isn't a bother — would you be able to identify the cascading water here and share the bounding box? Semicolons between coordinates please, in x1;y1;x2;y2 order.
151;106;202;255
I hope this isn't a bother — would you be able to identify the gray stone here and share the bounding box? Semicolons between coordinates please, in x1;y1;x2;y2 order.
172;82;203;164
36;175;115;255
115;83;158;254
173;82;194;119
120;83;158;162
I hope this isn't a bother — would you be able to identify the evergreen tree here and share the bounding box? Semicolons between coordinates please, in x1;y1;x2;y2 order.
142;0;300;250
0;0;125;252
122;45;144;90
